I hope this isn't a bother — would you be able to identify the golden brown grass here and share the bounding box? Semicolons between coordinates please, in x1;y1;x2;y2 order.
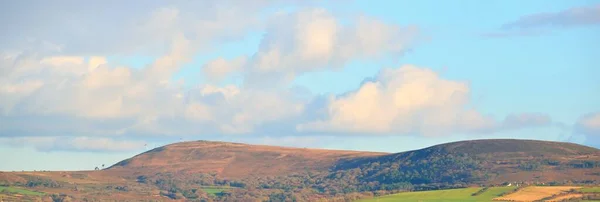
109;140;387;178
546;193;584;201
494;186;580;201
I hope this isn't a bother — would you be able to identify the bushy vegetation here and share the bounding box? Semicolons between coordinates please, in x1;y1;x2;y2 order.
330;147;487;191
24;177;61;188
471;187;489;196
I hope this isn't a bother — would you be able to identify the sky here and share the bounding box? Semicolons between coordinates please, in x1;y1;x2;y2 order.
0;0;599;171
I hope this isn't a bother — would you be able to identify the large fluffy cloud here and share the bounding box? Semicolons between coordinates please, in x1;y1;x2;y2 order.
202;8;421;86
0;1;557;152
0;50;305;137
297;66;553;136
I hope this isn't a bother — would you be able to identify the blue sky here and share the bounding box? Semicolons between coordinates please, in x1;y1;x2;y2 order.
0;0;599;171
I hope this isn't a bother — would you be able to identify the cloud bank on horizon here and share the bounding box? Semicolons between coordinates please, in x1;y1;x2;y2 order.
0;0;599;154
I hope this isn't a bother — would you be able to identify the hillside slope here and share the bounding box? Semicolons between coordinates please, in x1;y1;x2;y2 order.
108;140;386;178
332;139;600;187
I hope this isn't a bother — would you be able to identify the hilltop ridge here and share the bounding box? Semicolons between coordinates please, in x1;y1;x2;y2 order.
430;139;599;155
107;138;600;183
108;140;387;178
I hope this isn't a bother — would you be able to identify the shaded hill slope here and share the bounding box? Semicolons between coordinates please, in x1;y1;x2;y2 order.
332;139;600;188
431;139;598;155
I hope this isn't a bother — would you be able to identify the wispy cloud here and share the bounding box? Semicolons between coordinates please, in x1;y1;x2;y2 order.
502;4;600;29
484;4;600;37
576;112;600;137
0;137;146;152
204;9;422;88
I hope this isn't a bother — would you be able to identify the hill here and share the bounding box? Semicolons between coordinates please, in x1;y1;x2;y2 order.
332;139;600;190
2;139;600;201
427;139;598;155
108;140;386;178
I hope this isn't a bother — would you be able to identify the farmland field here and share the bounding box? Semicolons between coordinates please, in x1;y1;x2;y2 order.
201;186;232;195
357;187;515;202
0;186;44;196
493;186;579;201
581;187;600;193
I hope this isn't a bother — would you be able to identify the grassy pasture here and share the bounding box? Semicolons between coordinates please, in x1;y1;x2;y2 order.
357;187;515;202
200;186;232;195
0;186;44;196
581;187;600;193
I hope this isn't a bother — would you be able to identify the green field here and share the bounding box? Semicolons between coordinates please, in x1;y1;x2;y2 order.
357;187;516;202
200;186;232;195
581;187;600;193
0;186;45;196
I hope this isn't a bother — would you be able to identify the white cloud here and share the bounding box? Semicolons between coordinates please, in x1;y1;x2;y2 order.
0;2;559;153
0;49;307;137
576;112;600;136
572;112;600;147
297;65;552;136
0;136;146;152
0;32;192;119
0;54;554;145
40;56;85;66
88;56;107;71
202;56;247;82
204;8;421;87
0;1;282;56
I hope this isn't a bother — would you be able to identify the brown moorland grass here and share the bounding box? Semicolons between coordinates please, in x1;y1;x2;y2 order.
494;186;580;202
108;140;388;178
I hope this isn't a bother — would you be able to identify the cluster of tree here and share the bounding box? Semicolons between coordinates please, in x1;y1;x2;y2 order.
518;162;542;171
581;194;600;200
135;171;400;201
569;160;600;169
329;150;486;190
23;177;61;188
497;186;524;197
50;193;72;202
471;187;489;196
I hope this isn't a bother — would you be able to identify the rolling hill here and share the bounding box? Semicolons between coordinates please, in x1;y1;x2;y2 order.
108;140;387;178
2;139;600;201
332;139;600;189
